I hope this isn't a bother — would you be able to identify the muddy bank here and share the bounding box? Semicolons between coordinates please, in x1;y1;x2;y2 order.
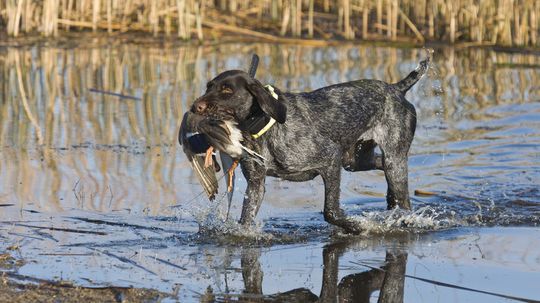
0;253;173;302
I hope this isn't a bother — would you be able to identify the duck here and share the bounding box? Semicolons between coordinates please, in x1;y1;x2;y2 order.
179;111;265;200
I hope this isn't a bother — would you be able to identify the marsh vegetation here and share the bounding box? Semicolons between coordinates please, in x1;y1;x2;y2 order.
1;0;539;47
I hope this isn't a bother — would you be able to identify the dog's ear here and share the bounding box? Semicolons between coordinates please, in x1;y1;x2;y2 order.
246;79;287;124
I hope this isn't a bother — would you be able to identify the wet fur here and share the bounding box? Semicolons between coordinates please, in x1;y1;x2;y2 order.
191;56;430;234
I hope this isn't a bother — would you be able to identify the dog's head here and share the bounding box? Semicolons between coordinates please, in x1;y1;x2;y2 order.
191;70;287;125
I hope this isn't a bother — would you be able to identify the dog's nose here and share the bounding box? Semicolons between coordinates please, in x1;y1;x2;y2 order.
193;100;207;113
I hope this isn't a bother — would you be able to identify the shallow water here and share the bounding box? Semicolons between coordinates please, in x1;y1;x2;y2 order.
0;40;539;302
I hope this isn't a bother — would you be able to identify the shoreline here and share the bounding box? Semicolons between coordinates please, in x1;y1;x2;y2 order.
1;31;540;55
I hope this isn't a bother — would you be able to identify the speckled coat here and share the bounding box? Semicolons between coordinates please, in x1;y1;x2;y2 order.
190;54;430;233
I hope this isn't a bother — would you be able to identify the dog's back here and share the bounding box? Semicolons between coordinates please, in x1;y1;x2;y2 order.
279;55;429;149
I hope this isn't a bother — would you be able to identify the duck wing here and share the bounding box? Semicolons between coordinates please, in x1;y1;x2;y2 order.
179;112;219;200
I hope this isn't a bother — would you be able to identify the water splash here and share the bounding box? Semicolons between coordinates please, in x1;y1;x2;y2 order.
174;191;540;240
350;206;463;234
173;193;273;243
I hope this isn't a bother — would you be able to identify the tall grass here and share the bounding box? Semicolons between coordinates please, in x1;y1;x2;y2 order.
1;0;538;47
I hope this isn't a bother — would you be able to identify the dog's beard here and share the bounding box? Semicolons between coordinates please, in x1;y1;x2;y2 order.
197;103;238;122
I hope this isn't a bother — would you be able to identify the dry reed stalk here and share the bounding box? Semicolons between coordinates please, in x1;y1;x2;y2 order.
392;0;398;40
92;0;99;31
337;0;343;35
290;0;297;36
308;0;313;38
195;0;204;40
203;19;280;41
376;0;382;35
531;2;537;45
427;0;434;39
107;0;112;33
186;0;193;40
269;0;278;20
384;0;391;38
14;0;24;37
296;0;302;37
362;1;368;39
280;0;290;36
165;11;172;36
150;0;158;36
448;1;455;43
23;0;32;33
230;0;238;16
343;0;352;39
177;0;186;38
5;0;18;37
121;0;131;32
1;0;539;47
397;6;423;42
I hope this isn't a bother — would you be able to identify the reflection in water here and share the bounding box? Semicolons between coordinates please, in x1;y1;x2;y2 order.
0;40;539;222
209;240;407;303
320;242;406;303
2;212;539;302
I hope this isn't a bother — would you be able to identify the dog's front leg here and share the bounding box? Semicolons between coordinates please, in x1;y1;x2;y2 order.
239;159;266;226
321;160;362;234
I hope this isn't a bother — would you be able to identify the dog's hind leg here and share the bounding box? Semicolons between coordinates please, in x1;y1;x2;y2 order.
381;151;411;210
343;137;411;210
378;122;415;210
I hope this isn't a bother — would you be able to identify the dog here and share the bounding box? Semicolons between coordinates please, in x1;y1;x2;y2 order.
189;52;431;234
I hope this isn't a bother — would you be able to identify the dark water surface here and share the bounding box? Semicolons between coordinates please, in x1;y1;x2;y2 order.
0;40;539;302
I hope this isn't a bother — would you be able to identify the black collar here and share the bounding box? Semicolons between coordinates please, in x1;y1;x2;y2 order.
241;112;273;138
241;85;279;139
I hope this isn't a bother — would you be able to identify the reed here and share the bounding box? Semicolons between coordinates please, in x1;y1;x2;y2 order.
1;1;539;47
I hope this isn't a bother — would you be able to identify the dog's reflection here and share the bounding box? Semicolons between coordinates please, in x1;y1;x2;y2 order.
226;241;407;303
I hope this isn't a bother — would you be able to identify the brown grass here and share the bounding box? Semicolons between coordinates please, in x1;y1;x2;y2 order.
0;0;539;47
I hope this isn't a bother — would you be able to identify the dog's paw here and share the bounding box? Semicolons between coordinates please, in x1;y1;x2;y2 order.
336;219;364;235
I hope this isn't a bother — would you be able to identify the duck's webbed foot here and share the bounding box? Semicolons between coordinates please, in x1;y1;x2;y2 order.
204;146;214;168
227;160;239;192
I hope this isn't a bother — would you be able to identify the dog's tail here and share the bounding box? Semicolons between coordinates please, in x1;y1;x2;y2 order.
394;49;433;93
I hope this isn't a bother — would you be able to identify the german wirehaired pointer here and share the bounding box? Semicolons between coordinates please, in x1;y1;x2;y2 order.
188;52;431;234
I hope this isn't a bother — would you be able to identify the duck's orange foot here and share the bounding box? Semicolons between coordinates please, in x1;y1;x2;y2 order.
204;146;214;168
227;160;239;192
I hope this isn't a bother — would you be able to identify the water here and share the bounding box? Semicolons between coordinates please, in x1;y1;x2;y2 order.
0;39;539;302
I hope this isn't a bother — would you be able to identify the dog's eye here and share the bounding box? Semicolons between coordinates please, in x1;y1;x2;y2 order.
221;86;233;94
